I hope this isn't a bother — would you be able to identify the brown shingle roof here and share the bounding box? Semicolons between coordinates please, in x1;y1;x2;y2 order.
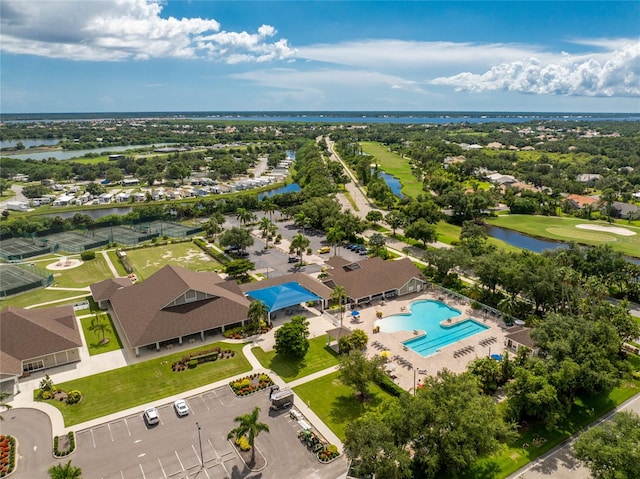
107;265;250;348
89;277;132;302
505;326;536;348
323;256;424;300
0;305;81;376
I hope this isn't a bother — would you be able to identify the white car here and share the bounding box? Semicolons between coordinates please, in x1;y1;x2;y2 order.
174;399;189;416
143;407;159;425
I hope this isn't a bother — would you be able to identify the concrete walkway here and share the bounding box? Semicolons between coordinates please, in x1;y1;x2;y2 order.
100;249;122;278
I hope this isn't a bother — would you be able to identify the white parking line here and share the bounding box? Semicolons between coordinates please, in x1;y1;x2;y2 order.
108;423;114;442
90;429;96;448
157;457;166;478
192;444;203;466
174;450;185;473
124;418;131;436
213;390;223;405
139;463;146;479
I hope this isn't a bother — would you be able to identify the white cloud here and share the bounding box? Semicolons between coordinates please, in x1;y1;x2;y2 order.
430;40;640;97
0;0;295;62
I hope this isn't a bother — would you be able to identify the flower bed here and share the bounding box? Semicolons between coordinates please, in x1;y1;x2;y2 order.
0;435;16;477
317;444;340;463
171;347;235;372
53;431;76;457
229;373;274;396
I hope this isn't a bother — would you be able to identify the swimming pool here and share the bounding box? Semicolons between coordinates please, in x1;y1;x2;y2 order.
375;300;489;357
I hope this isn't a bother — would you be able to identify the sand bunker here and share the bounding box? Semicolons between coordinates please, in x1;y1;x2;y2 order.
575;224;636;237
46;256;84;270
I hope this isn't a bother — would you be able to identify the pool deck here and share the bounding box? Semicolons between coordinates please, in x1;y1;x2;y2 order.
348;289;511;393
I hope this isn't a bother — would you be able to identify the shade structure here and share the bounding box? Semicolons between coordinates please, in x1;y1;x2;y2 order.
246;282;322;313
351;310;360;317
491;354;503;361
381;350;392;359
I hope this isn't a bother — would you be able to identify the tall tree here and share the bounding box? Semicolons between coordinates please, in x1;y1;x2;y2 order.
274;315;310;358
326;225;345;256
88;313;111;345
227;407;270;465
259;217;277;249
290;233;310;265
247;300;269;331
574;411;640;479
338;349;386;401
235;207;256;227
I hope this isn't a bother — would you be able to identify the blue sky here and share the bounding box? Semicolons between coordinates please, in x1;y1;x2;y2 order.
1;1;639;113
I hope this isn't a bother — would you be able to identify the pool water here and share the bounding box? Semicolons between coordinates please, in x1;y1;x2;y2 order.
375;300;489;357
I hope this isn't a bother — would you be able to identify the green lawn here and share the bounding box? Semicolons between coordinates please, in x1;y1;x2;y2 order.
488;377;640;478
0;290;90;309
486;215;640;258
359;141;424;198
293;371;394;440
79;313;123;355
126;241;223;280
251;336;339;382
40;341;252;426
50;255;114;288
106;250;128;276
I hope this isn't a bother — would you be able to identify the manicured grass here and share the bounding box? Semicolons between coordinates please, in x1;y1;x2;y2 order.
125;241;222;280
488;378;640;477
40;341;252;426
106;250;128;276
360;141;424;198
343;190;358;211
79;313;123;355
251;336;339;382
293;371;394;440
487;215;640;258
50;255;114;288
0;290;90;309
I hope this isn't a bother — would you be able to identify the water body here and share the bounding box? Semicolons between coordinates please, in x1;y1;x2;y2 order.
0;139;59;148
43;207;133;220
486;225;640;264
258;182;301;199
375;170;404;198
5;143;171;161
4;111;639;124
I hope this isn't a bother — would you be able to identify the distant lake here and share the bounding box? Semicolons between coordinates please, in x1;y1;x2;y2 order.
376;170;404;198
0;139;60;148
5;143;170;161
42;207;133;220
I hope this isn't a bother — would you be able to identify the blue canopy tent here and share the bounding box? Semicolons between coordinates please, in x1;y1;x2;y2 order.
246;282;322;318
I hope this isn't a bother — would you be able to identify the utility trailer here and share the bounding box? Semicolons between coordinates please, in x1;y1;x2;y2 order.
270;388;294;410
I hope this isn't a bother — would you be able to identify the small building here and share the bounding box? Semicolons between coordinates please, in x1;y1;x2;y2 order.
0;305;82;394
611;201;640;220
52;194;75;207
504;326;538;356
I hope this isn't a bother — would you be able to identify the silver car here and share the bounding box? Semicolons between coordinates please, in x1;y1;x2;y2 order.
173;399;189;417
143;407;159;425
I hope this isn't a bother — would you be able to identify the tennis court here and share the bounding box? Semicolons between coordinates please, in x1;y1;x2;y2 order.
0;237;57;262
0;264;54;298
94;225;159;245
45;231;109;253
133;220;203;238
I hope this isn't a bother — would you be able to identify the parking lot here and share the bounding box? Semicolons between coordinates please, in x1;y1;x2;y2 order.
72;385;348;479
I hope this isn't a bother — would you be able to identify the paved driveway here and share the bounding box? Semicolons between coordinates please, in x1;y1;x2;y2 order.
12;385;348;479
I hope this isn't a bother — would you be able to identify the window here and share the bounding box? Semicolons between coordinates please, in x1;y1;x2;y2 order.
23;360;44;372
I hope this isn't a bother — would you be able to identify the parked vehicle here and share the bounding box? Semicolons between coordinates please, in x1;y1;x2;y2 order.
173;399;189;417
317;246;330;254
270;388;294;410
143;407;160;425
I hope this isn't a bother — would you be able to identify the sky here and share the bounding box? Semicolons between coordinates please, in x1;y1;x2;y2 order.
1;0;639;114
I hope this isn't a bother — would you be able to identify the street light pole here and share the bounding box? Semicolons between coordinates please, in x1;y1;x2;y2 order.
196;422;204;468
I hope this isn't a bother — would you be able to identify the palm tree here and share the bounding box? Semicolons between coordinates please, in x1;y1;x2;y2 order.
89;314;111;345
326;225;345;256
227;407;270;465
331;285;348;350
236;208;256;227
290;233;309;266
0;392;12;420
260;198;277;220
247;300;269;330
259;217;277;249
48;460;82;479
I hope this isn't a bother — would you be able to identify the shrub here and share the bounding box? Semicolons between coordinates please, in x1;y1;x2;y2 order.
65;390;82;405
188;359;198;369
235;436;251;451
80;250;96;260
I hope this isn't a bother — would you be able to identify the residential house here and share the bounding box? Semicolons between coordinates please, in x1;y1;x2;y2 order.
612;201;640;220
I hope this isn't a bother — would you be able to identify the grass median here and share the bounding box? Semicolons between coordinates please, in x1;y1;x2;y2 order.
40;341;251;426
251;336;339;382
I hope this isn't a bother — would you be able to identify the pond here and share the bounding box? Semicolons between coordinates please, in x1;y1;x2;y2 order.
486;225;640;264
0;139;60;148
42;207;133;220
377;170;404;198
259;182;301;199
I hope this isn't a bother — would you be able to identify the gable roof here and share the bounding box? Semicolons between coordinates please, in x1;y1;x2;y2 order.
323;256;425;300
505;326;536;348
89;277;132;302
107;265;250;348
0;305;81;376
566;194;599;208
